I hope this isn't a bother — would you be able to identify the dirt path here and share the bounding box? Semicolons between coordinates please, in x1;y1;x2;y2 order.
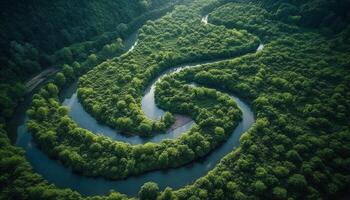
25;67;59;93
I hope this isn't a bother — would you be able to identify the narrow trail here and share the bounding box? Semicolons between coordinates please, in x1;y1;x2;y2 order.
25;67;59;93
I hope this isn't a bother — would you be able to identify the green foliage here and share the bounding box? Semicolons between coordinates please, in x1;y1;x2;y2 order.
273;186;287;199
139;182;159;200
253;180;267;194
0;0;350;199
23;0;245;181
62;64;75;80
27;78;241;179
158;187;174;200
0;83;24;121
77;1;258;135
0;0;178;122
0;124;131;200
54;72;66;87
165;1;350;199
0;0;174;55
288;174;307;192
259;0;350;33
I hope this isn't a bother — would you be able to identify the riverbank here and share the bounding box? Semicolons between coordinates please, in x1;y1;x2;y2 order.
169;114;193;132
12;0;260;196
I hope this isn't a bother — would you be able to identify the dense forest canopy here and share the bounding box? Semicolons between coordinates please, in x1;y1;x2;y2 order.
0;0;349;199
21;0;256;180
0;0;171;54
259;0;350;31
0;0;178;122
212;0;350;32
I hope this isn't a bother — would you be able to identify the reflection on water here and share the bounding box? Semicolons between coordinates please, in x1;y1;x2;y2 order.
62;90;194;144
16;89;254;196
14;17;260;197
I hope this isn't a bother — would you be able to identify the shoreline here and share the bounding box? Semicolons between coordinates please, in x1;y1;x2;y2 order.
168;114;193;132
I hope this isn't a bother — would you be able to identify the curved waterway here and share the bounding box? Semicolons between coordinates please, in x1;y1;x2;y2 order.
60;81;194;144
14;15;264;196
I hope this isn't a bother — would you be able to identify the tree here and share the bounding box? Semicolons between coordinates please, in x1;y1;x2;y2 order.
139;0;150;10
117;100;126;109
62;47;73;63
62;64;75;80
46;83;58;96
253;180;267;194
161;112;175;126
255;167;267;178
227;181;238;193
158;151;169;166
234;191;247;200
58;106;69;116
139;120;152;134
286;150;302;163
188;196;200;200
54;72;66;87
37;107;49;120
274;166;289;178
288;174;307;192
72;61;81;74
214;126;225;140
102;38;124;57
87;54;98;66
272;187;287;199
275;3;298;21
116;117;133;131
158;187;174;200
139;182;159;200
117;23;128;34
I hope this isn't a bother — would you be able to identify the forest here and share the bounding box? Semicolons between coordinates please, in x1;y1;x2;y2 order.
0;0;349;199
0;0;178;121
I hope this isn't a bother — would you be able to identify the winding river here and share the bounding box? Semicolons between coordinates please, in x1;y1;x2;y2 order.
13;15;263;196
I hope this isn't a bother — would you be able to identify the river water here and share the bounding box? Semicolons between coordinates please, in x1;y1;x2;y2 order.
13;15;263;196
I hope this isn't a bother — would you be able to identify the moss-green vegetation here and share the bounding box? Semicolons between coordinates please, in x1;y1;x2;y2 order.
1;0;350;199
27;79;241;179
156;2;350;199
77;1;258;135
23;0;258;180
0;125;131;200
0;0;177;122
208;2;288;38
0;0;172;54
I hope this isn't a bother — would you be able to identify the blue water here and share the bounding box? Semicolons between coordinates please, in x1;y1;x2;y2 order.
14;15;263;197
15;87;254;196
61;87;194;144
